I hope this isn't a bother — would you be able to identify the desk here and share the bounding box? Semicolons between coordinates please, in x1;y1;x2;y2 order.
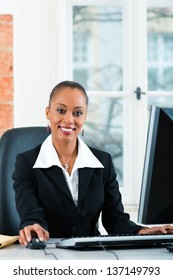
0;239;173;260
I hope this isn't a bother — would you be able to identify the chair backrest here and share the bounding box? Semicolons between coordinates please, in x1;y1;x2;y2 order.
0;127;49;235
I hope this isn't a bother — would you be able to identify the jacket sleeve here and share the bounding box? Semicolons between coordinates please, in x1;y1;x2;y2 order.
12;153;48;231
101;153;142;234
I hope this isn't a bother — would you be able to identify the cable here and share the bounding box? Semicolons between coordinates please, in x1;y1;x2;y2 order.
98;241;119;260
41;241;119;260
41;248;58;260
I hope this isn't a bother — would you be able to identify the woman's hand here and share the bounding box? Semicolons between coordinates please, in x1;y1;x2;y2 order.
138;224;173;235
18;223;49;246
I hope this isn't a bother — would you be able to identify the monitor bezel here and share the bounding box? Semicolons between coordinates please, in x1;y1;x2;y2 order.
137;105;173;225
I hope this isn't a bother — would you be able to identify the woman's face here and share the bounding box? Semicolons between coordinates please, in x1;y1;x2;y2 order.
46;87;87;144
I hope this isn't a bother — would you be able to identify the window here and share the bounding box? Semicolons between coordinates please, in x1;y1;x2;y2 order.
54;0;173;208
72;4;124;187
148;6;173;91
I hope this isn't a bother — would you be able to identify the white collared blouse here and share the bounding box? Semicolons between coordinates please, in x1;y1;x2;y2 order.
33;135;104;205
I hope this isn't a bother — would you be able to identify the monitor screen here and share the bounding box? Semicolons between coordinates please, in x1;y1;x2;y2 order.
137;106;173;225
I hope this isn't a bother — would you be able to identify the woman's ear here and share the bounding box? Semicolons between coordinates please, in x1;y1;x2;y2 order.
45;106;50;120
46;107;51;132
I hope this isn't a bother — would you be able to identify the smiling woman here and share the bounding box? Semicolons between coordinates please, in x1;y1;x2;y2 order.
45;81;88;174
12;80;173;247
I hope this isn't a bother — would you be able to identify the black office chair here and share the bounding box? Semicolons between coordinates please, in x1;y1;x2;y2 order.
0;127;50;235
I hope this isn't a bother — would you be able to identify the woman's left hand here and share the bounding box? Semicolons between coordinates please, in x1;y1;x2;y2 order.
138;224;173;234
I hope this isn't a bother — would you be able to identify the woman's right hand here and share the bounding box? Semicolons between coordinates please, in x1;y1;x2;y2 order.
18;223;49;246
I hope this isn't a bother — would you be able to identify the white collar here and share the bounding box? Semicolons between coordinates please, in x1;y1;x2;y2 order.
33;135;104;170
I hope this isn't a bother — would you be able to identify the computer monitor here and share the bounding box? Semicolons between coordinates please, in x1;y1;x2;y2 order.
137;105;173;225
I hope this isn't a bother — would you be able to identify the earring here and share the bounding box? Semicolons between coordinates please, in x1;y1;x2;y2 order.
47;121;51;132
82;128;84;137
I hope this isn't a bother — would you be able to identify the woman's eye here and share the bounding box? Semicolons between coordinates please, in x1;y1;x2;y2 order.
73;111;83;116
57;108;65;114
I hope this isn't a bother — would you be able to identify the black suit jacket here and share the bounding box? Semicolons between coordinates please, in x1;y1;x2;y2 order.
13;144;142;237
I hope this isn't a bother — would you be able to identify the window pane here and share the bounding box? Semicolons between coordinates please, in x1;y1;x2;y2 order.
83;97;123;185
147;7;173;91
73;6;123;91
148;96;173;108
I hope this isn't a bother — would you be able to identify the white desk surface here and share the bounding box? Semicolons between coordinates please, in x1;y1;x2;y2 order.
0;239;173;260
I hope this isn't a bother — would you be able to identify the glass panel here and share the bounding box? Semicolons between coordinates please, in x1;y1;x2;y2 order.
147;7;173;91
73;6;123;91
148;96;173;108
83;97;123;186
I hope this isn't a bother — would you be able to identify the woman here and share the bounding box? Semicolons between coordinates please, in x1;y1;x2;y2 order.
13;80;173;246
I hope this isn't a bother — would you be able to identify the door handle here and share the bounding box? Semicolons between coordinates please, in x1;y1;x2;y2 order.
134;87;146;100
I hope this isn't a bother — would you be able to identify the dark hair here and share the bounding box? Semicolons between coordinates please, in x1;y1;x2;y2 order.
49;80;89;106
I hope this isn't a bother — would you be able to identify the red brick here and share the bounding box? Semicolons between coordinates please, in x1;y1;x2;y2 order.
0;15;13;22
0;103;13;135
0;14;13;136
0;51;13;76
0;22;13;49
0;77;13;100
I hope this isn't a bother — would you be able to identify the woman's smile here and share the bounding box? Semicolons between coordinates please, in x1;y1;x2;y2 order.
58;125;76;135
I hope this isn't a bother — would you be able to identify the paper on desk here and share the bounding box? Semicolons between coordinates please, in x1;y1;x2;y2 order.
0;234;19;248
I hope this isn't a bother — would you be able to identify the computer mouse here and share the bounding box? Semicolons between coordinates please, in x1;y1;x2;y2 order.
26;237;46;249
167;245;173;252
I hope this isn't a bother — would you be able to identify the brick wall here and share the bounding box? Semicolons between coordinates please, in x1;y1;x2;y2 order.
0;15;13;137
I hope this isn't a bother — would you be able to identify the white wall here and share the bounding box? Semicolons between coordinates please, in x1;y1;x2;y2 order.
13;0;55;127
0;0;59;127
0;0;14;13
2;0;72;127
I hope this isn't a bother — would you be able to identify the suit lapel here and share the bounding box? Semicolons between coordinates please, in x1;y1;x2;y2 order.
78;168;94;205
47;166;73;199
46;166;94;205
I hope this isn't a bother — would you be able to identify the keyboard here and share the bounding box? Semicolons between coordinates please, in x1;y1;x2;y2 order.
56;234;173;248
